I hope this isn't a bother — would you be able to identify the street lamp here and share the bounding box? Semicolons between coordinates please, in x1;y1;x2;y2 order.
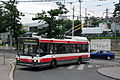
79;0;82;21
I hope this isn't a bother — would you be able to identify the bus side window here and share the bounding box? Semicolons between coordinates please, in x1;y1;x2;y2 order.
57;44;66;54
49;44;54;54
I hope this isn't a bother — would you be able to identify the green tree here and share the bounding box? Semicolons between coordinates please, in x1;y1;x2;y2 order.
33;2;69;38
113;3;120;17
84;16;100;27
0;3;8;32
74;20;82;36
1;1;24;44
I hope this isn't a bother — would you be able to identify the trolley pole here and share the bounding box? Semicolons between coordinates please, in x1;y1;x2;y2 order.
72;6;75;37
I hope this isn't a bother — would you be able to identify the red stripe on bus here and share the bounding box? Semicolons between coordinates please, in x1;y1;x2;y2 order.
40;55;89;62
69;41;88;44
40;58;53;62
40;40;52;42
18;55;89;63
40;40;88;44
52;40;68;43
19;58;33;62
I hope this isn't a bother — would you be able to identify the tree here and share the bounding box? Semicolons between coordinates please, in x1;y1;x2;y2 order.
33;2;69;38
113;3;120;17
84;16;100;27
74;20;82;36
0;3;8;32
0;1;24;44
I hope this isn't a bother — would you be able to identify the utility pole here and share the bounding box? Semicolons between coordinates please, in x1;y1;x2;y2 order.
72;6;75;37
105;8;109;19
79;0;82;21
85;8;87;17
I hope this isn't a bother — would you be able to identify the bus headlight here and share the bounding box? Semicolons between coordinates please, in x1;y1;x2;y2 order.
16;58;20;61
34;60;38;62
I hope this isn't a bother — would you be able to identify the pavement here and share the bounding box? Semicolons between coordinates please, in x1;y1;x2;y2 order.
0;56;15;80
0;46;15;80
0;46;120;80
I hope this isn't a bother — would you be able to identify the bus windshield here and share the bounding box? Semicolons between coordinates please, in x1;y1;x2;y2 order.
18;43;39;56
18;38;40;56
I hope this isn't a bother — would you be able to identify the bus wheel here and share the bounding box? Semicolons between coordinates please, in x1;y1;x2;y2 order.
50;60;57;68
77;57;82;65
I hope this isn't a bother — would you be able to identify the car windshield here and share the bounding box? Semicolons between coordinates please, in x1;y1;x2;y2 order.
99;51;110;54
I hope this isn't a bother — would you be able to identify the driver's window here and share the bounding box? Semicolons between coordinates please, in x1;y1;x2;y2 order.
100;51;103;53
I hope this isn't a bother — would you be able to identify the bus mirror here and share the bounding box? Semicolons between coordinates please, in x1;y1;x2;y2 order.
36;54;39;57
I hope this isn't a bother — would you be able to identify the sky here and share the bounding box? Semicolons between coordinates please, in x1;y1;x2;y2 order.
1;0;119;24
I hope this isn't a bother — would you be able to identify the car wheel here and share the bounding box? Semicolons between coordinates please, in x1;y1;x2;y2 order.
107;56;111;60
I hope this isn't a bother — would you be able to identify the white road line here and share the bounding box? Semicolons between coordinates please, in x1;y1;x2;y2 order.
77;64;85;70
88;65;93;68
58;67;64;69
9;59;13;61
96;65;101;67
67;65;75;69
11;60;16;63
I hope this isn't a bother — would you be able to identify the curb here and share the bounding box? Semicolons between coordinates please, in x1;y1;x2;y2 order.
97;68;120;80
7;60;15;80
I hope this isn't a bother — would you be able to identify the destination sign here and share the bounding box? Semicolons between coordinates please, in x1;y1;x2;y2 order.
19;38;39;45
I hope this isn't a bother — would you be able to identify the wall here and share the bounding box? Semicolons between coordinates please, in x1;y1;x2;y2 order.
90;39;111;51
90;38;120;54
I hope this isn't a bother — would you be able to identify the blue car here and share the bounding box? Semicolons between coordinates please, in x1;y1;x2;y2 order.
90;50;115;60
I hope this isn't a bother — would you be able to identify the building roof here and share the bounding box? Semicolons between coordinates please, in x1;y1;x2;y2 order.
82;27;103;34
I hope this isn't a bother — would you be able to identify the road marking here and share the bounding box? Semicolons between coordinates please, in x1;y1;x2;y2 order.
58;67;64;69
9;59;13;61
11;60;16;63
77;64;85;70
96;65;101;67
88;65;93;68
67;65;75;69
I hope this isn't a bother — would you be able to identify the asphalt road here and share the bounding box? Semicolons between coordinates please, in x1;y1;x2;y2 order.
14;59;120;80
0;50;120;80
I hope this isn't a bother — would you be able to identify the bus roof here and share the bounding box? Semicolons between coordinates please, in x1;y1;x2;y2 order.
19;36;89;44
34;36;89;44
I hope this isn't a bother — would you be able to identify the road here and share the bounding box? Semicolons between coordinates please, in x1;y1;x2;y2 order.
14;59;120;80
0;50;120;80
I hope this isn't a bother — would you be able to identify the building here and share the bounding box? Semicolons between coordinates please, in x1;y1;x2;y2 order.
82;22;112;37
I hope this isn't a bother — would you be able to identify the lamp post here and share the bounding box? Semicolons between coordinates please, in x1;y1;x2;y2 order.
72;6;75;37
79;0;82;21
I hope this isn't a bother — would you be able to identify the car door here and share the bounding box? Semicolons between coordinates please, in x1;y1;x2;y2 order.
96;51;103;58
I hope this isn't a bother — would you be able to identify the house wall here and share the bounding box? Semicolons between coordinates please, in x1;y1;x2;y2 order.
90;38;120;54
90;39;111;51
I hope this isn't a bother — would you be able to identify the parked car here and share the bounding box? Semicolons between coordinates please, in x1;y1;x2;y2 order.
90;50;115;60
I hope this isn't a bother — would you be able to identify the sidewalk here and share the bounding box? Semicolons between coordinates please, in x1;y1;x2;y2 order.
0;56;14;80
98;67;120;80
97;56;120;80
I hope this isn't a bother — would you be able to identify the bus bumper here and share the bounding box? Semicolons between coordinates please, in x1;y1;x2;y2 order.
16;60;50;67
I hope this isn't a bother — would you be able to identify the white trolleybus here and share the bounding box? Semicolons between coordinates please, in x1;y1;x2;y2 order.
16;36;90;68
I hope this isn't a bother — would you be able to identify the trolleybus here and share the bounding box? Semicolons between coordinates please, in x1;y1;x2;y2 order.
16;36;90;68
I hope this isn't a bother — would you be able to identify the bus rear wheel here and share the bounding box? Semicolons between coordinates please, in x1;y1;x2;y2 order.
50;60;57;68
77;57;82;65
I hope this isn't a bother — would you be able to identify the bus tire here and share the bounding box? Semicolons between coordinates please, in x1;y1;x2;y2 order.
50;60;57;68
77;57;82;65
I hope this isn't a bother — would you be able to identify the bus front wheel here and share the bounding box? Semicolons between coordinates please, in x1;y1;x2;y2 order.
77;57;82;65
50;60;57;68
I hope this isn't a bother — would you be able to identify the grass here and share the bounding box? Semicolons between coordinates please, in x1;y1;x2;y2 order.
0;44;6;46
